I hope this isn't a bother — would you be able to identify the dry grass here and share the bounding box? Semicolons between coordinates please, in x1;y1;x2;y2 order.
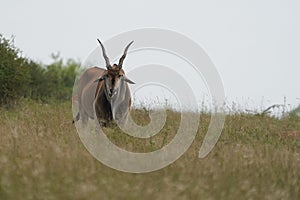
0;100;300;199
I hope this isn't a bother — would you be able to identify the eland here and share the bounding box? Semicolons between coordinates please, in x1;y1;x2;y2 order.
73;39;135;127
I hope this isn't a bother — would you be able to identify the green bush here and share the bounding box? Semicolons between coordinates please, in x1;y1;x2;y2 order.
40;54;80;100
0;34;80;106
0;35;30;105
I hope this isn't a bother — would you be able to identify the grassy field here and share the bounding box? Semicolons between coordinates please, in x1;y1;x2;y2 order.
0;100;300;200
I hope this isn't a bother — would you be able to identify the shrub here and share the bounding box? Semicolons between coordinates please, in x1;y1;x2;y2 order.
0;35;30;106
0;34;80;106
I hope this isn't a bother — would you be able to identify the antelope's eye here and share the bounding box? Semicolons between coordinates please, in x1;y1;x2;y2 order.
118;74;123;78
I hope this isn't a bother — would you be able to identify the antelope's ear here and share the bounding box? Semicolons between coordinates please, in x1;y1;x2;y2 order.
124;76;135;84
94;74;107;83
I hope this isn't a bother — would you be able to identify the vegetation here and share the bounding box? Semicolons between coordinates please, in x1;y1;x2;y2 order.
0;34;299;199
0;34;79;106
0;100;299;199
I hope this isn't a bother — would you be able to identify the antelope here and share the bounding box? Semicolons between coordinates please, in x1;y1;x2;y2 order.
73;39;135;127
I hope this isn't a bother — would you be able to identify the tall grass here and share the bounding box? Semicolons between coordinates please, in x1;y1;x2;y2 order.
0;100;299;199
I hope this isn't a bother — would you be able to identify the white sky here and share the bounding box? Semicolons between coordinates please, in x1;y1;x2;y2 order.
1;0;300;111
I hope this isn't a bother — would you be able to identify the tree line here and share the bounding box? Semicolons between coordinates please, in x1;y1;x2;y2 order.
0;34;80;106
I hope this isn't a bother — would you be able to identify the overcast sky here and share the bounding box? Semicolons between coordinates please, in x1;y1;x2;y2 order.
1;0;300;111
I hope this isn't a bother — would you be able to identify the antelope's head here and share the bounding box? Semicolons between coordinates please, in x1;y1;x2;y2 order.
95;39;135;99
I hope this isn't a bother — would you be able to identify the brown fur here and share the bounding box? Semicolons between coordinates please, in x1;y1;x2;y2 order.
73;66;133;127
